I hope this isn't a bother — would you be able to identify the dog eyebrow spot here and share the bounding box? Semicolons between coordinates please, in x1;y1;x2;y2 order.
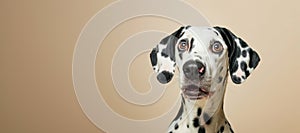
179;32;185;38
189;38;194;52
214;31;219;36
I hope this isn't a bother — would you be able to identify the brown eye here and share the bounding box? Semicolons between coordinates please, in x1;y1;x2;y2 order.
178;40;189;51
212;42;223;53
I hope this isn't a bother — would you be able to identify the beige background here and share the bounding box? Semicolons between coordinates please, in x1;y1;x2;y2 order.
1;0;300;133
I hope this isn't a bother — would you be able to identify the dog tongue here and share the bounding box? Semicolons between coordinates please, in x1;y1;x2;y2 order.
198;67;205;73
200;88;208;93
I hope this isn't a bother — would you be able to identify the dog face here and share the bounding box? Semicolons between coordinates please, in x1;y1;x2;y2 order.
175;27;229;100
150;26;260;100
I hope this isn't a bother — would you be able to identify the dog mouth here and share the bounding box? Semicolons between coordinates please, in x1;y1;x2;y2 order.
182;85;210;100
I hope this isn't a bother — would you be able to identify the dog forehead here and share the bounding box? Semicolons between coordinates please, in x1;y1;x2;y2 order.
186;27;219;42
179;26;221;46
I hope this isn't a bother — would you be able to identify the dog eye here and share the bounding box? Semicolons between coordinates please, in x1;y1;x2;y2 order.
212;42;223;53
178;40;189;51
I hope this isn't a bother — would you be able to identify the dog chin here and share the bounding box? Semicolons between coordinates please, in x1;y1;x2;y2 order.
181;84;211;100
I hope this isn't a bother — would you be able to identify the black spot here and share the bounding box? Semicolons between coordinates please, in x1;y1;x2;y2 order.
162;47;174;61
193;118;200;127
197;108;202;116
239;38;248;48
242;75;246;80
230;59;241;81
185;25;191;29
203;113;212;125
230;61;239;74
240;61;250;79
234;46;241;58
218;76;223;83
242;50;247;57
248;48;260;69
169;131;172;133
174;123;179;130
150;48;158;66
240;61;247;71
161;49;169;58
244;70;250;78
231;75;241;84
187;124;189;128
219;66;224;73
225;120;228;124
219;126;224;133
157;71;173;84
198;126;205;133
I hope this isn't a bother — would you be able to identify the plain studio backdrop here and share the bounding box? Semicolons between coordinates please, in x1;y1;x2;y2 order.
1;0;299;133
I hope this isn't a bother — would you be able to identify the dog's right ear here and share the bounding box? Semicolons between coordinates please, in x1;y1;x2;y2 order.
150;26;185;84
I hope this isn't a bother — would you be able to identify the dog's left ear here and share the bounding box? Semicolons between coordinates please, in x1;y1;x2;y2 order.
213;26;261;84
149;26;185;84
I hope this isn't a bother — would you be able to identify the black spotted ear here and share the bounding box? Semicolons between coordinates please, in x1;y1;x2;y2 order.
150;26;185;84
213;26;261;84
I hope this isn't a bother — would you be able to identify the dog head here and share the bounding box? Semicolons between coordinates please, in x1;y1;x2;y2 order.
150;26;260;100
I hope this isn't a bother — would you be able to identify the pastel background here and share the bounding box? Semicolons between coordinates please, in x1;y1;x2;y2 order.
1;0;299;133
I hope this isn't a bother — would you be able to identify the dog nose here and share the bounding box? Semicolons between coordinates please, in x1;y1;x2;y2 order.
183;60;205;79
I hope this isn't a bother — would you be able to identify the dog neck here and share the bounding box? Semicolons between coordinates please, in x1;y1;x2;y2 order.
169;81;229;133
180;92;227;132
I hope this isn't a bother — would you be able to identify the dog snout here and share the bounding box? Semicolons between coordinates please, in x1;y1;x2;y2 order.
183;60;206;80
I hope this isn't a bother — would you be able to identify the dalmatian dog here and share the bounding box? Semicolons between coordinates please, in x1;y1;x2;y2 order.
149;26;260;133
